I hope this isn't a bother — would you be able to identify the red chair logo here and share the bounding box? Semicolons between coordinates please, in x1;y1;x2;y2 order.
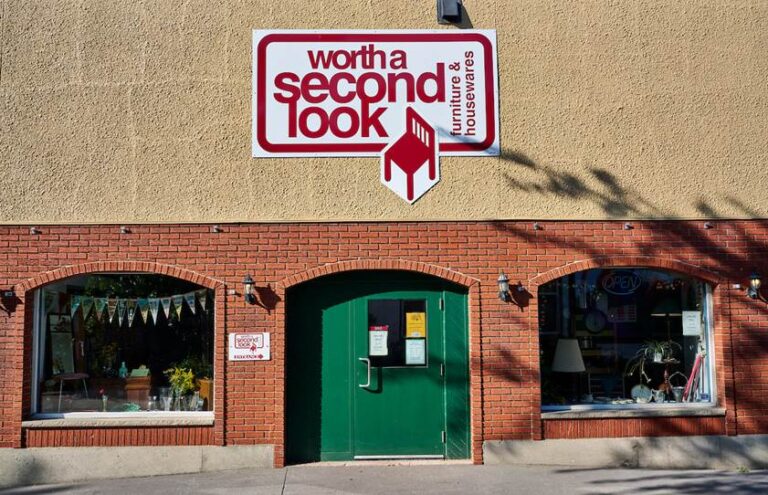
380;107;440;203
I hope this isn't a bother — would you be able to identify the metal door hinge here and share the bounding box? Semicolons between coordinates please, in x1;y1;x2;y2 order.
441;431;446;443
439;298;444;310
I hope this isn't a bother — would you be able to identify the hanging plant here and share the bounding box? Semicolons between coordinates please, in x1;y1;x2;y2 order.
625;340;681;383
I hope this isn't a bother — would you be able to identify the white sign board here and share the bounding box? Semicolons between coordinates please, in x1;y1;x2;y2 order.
253;30;499;157
405;339;426;365
228;332;271;361
682;311;702;336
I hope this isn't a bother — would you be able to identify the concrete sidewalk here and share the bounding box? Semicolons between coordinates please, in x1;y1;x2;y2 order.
2;463;767;495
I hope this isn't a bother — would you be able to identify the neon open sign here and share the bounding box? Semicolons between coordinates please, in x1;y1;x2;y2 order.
601;271;642;295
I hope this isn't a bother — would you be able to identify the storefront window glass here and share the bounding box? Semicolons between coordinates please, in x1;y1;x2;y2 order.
539;268;714;410
32;274;214;415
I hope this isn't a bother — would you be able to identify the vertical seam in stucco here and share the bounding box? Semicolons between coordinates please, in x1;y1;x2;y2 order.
0;0;5;87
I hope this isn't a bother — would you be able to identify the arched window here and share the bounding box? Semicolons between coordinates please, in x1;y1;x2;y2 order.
31;273;214;417
539;268;714;411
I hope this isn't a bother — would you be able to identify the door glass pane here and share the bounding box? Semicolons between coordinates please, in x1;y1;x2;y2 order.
368;299;427;367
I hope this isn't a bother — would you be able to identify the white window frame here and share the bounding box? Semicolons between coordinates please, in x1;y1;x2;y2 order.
540;270;717;413
29;279;215;421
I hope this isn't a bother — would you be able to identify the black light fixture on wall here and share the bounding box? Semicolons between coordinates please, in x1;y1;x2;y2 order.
747;272;767;303
243;274;256;304
437;0;462;24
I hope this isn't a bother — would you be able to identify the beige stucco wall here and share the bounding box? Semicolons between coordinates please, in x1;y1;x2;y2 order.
1;0;767;224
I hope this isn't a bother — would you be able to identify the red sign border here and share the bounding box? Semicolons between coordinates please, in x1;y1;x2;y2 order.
255;32;497;154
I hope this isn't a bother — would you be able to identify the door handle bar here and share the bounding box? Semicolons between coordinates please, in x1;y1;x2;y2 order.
358;357;371;389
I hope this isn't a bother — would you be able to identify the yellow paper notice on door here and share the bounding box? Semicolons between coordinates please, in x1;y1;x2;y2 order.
405;312;427;338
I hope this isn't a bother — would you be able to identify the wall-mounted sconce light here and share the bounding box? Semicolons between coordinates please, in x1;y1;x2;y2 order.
747;272;767;303
498;273;510;302
704;222;714;230
437;0;462;24
533;222;542;231
120;226;130;234
211;225;222;233
498;272;526;303
623;223;633;230
29;226;40;235
243;274;256;304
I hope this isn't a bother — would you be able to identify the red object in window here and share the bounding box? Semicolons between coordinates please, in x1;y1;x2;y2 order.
383;107;436;201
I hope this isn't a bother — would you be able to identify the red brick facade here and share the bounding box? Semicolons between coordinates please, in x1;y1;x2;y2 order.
1;220;767;466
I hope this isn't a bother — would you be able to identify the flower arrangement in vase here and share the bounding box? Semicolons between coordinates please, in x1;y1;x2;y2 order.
164;367;195;410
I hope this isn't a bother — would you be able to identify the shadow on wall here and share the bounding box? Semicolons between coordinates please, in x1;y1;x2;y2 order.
0;459;74;492
487;148;768;448
496;148;767;282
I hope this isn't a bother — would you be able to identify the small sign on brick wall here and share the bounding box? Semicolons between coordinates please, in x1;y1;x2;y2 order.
229;332;271;361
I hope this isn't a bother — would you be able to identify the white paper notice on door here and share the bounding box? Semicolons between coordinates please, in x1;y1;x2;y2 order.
405;339;426;365
369;326;389;356
682;311;702;336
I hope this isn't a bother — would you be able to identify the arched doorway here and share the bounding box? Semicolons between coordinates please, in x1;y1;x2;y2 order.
285;270;470;463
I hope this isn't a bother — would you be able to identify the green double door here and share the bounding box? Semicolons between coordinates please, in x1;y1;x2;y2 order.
286;271;469;463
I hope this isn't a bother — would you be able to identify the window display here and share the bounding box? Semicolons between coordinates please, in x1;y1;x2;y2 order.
539;268;714;410
33;274;214;416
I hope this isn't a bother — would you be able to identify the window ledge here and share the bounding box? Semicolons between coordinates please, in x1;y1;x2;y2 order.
22;412;214;428
541;407;726;420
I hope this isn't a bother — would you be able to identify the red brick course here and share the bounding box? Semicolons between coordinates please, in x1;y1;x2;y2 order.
0;220;766;466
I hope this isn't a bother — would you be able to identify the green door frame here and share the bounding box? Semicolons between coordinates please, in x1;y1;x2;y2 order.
285;270;470;463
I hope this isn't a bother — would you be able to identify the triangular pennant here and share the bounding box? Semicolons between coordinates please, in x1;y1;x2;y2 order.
184;292;197;315
80;297;94;320
94;298;107;322
107;298;118;323
172;295;184;320
117;299;126;327
148;298;160;324
161;297;172;320
196;290;209;313
138;299;150;324
44;291;58;314
126;299;137;327
70;295;82;318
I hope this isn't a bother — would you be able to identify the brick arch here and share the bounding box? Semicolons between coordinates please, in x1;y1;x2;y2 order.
275;259;483;467
529;256;723;289
15;260;228;449
277;259;480;290
17;260;225;292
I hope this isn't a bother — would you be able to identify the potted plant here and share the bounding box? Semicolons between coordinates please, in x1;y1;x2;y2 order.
164;366;195;410
625;340;681;384
176;356;213;410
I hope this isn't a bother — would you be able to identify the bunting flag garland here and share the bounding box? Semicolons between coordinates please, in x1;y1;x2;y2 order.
148;298;160;323
117;299;126;327
172;295;184;320
44;289;211;327
196;289;209;312
126;299;137;327
70;295;82;318
94;298;107;322
161;298;172;320
107;298;118;323
138;299;150;324
184;292;197;315
80;297;94;321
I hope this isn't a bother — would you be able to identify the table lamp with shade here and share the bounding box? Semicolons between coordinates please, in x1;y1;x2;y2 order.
552;338;589;402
